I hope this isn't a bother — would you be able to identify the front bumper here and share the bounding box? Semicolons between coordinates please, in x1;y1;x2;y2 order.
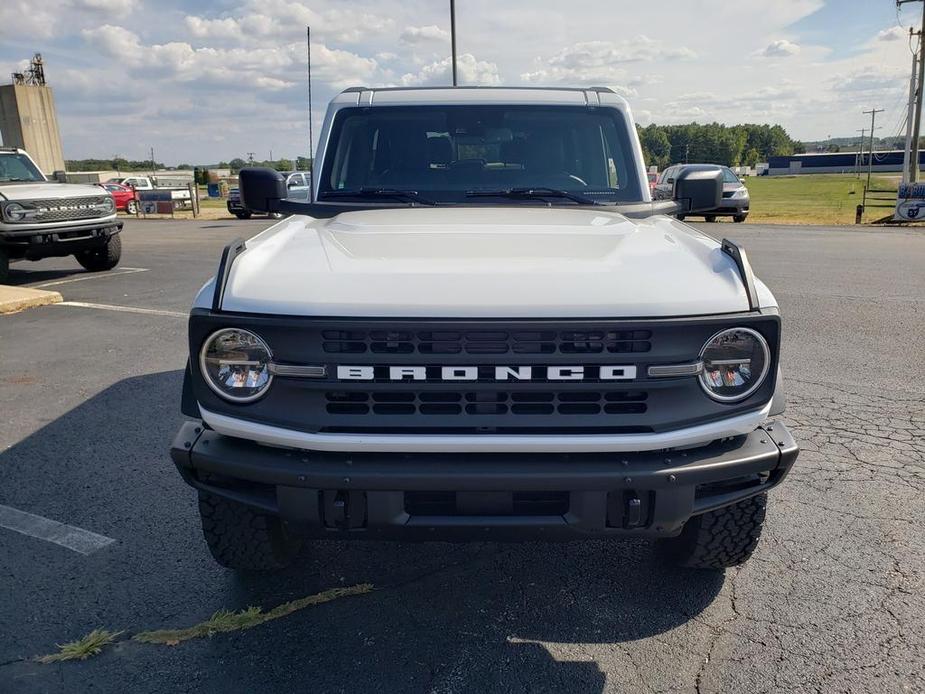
170;421;798;540
0;220;122;259
227;200;246;213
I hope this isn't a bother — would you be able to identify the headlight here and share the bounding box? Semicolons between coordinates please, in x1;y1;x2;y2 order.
96;197;115;213
731;187;748;199
199;328;273;402
3;202;35;222
699;327;770;402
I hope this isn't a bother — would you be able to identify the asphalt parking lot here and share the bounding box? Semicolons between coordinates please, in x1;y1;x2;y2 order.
1;219;923;693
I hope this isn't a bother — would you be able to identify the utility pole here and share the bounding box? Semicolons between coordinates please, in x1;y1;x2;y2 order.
899;0;925;181
903;28;919;182
861;108;883;209
150;146;155;177
246;152;255;165
855;128;866;178
450;0;458;86
685;143;690;164
863;108;884;194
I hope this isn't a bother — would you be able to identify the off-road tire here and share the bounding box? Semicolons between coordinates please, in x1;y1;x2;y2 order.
659;493;767;570
733;214;747;223
704;214;717;223
235;211;252;219
0;247;9;283
126;200;138;215
198;491;302;571
75;234;121;272
676;214;686;221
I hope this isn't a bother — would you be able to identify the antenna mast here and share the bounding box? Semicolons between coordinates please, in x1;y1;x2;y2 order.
307;26;315;201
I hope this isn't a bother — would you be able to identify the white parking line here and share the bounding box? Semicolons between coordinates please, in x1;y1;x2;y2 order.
56;301;186;318
29;267;149;288
0;504;116;555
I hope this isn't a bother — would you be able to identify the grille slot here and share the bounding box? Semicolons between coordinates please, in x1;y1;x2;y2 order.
324;391;648;417
321;329;652;355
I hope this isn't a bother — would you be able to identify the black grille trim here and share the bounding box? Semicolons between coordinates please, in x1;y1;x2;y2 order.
323;329;652;356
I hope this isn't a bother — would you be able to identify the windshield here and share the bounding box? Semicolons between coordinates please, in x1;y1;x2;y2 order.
319;105;643;204
722;168;740;184
0;153;46;183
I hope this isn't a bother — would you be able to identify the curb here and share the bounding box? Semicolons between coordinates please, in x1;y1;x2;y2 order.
0;285;63;314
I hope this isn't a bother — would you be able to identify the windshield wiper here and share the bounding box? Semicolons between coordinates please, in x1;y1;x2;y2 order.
320;187;436;205
465;187;601;205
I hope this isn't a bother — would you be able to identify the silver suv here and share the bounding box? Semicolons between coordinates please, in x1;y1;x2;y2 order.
0;148;122;282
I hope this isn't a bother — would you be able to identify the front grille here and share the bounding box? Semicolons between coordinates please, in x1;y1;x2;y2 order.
405;491;569;516
189;314;781;437
23;196;110;223
325;390;648;416
322;329;652;355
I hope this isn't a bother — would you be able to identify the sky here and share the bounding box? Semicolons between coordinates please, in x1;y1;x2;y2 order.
0;0;917;165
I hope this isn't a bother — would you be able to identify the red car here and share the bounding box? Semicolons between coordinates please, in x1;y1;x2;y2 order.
98;182;138;214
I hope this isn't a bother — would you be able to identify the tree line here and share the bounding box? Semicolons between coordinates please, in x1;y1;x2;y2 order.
63;157;312;174
637;123;805;170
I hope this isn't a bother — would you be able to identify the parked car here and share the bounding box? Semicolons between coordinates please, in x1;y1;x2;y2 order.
227;171;311;219
654;164;749;222
0;147;121;282
106;175;192;209
647;171;658;195
98;182;138;215
170;86;797;573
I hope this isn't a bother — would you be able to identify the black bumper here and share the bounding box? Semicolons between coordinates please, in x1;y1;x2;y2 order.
227;201;246;213
170;421;798;541
0;221;122;259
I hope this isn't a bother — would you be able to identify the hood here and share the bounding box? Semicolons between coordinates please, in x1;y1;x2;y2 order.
217;207;771;318
0;182;109;201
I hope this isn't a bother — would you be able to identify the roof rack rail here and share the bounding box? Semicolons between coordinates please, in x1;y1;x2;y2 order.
721;238;759;311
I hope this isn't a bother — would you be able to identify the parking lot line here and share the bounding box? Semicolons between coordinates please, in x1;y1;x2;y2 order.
29;267;149;288
0;504;116;555
56;301;186;318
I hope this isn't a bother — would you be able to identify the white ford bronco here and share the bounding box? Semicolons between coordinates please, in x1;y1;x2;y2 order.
0;147;122;282
171;87;798;571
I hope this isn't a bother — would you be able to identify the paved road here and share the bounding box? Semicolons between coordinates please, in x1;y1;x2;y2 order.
1;220;922;693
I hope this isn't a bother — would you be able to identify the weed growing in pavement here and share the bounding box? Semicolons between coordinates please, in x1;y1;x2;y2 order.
37;629;125;663
35;583;373;662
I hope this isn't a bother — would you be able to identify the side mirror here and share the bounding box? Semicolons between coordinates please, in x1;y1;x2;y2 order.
674;168;722;213
52;170;67;182
240;167;287;212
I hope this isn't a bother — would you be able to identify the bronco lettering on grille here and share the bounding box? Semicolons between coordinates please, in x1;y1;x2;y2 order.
336;365;637;381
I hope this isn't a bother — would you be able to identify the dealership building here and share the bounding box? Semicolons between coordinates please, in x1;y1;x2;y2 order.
766;150;925;176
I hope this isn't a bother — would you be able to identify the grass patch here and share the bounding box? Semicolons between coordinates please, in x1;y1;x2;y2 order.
35;583;373;662
743;173;897;225
37;629;124;663
133;583;373;645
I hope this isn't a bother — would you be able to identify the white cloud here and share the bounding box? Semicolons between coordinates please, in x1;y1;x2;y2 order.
760;39;801;57
74;0;137;18
876;26;906;42
400;54;502;86
400;25;449;44
521;38;696;84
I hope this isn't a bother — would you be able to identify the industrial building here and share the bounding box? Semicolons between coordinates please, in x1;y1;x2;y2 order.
766;150;925;176
0;54;65;175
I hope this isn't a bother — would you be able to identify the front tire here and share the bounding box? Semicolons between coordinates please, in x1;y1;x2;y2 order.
126;200;138;215
0;247;9;283
235;211;252;220
75;234;121;272
198;492;302;571
658;493;767;570
733;214;747;223
704;215;717;223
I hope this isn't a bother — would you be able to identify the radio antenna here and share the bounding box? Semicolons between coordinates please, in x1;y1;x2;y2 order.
306;25;315;202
